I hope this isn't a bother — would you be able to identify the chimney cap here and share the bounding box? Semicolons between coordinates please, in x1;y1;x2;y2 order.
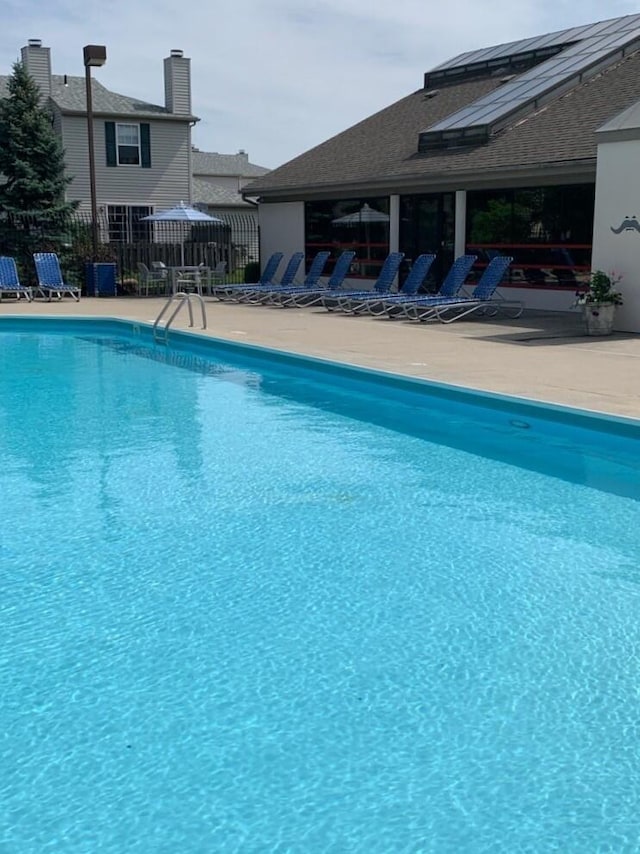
28;39;42;48
170;49;184;58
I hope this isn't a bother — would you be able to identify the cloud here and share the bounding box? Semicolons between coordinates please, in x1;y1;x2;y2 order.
0;0;638;168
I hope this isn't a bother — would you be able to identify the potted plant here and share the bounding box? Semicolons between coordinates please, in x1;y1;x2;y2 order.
575;270;623;336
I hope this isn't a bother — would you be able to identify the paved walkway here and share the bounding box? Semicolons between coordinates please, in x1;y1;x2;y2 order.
3;296;640;419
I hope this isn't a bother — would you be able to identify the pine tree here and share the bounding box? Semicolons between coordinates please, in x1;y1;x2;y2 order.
0;61;74;218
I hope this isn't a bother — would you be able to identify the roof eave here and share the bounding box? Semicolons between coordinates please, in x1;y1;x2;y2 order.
54;106;199;122
249;158;597;201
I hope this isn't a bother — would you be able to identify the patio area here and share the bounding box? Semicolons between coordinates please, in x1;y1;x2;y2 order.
3;297;640;419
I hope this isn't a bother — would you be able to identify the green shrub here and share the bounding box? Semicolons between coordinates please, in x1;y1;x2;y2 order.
243;261;260;283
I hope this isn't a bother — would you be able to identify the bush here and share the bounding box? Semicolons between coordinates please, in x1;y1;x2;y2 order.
243;261;260;283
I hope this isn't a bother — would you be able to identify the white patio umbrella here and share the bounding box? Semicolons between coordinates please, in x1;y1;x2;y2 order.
142;201;224;265
331;203;390;226
332;203;390;262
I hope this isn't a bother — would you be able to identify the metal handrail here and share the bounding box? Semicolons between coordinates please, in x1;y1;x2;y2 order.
153;291;207;343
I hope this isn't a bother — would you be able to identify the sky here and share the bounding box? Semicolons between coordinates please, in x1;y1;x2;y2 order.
1;0;639;170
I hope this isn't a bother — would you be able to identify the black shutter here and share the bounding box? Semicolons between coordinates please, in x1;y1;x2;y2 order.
105;121;117;167
140;123;151;168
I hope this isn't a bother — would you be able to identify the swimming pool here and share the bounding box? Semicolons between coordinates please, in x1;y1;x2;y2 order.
1;318;639;852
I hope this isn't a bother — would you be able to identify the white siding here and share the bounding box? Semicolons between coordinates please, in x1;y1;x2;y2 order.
61;115;192;209
259;202;304;271
592;137;640;333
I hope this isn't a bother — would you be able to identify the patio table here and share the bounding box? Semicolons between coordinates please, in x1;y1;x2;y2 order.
169;266;209;295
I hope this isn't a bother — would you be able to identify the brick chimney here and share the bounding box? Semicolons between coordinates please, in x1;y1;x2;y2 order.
20;39;52;102
163;49;191;115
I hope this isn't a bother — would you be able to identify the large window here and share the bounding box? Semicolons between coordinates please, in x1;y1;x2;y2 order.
107;205;152;242
305;197;389;278
105;121;151;168
466;184;595;288
116;123;141;165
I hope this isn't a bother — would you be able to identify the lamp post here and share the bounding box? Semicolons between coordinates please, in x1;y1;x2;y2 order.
83;44;107;261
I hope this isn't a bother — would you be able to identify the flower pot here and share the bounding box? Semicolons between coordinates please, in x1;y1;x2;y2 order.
583;302;616;336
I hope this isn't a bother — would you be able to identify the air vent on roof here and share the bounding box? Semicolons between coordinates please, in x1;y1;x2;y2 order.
423;89;440;99
170;49;184;58
28;39;42;48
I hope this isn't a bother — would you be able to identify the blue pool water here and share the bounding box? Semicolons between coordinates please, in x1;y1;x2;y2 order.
1;321;640;853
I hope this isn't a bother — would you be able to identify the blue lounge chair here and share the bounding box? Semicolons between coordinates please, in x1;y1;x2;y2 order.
255;251;285;285
254;251;331;303
33;253;80;301
277;251;357;307
407;255;519;322
0;256;33;301
211;251;283;299
219;252;304;302
322;252;405;311
234;252;318;303
342;253;436;314
373;254;477;317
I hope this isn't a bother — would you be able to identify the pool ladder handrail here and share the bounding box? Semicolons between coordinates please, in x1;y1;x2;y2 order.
153;291;207;343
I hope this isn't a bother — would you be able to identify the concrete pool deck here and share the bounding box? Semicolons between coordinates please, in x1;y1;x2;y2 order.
3;296;640;419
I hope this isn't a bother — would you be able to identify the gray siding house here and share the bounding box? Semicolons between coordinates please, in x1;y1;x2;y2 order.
192;149;270;264
0;39;198;242
192;149;269;215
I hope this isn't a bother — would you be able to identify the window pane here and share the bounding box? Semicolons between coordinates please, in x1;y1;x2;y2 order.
118;145;140;165
305;197;389;279
117;124;139;145
465;183;595;288
130;207;152;242
107;205;127;242
399;193;455;288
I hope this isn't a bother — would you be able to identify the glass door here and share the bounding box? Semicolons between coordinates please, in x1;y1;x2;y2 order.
399;193;455;290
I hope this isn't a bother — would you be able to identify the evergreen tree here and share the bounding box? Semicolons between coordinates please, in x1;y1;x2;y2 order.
0;61;74;218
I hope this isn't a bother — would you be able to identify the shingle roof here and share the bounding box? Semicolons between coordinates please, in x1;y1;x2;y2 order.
192;150;269;177
597;98;640;134
0;73;197;121
192;178;255;208
245;48;640;197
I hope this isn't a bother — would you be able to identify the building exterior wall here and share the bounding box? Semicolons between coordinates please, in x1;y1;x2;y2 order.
259;202;304;272
592;138;640;333
61;114;192;210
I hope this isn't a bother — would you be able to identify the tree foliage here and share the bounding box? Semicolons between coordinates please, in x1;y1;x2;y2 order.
0;61;74;217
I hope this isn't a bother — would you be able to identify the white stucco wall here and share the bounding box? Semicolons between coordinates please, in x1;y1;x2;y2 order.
592;138;640;333
495;287;577;312
258;202;305;275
